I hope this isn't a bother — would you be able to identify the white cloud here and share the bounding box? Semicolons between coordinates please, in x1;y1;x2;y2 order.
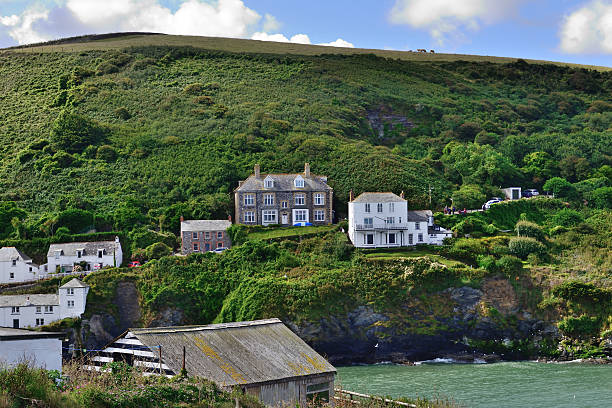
560;0;612;54
0;6;50;45
318;38;354;48
389;0;524;44
251;32;353;48
262;13;280;32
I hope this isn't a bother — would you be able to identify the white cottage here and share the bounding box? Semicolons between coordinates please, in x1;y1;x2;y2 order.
0;278;89;329
0;328;64;371
47;237;122;273
348;192;452;248
0;247;39;284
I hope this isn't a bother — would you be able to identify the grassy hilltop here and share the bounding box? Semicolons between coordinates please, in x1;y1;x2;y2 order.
0;33;611;360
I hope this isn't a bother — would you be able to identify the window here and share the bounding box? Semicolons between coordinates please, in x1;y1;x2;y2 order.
55;251;60;260
386;217;395;224
388;233;396;244
244;194;254;206
205;231;210;239
389;203;395;212
264;176;274;188
281;201;288;209
264;194;274;206
67;288;74;295
67;300;74;308
306;382;330;403
29;267;32;272
193;243;199;251
314;193;325;205
12;259;16;266
217;231;223;239
377;203;383;213
192;232;198;239
294;176;304;188
77;250;82;258
295;194;305;206
314;210;325;222
35;306;41;314
415;222;420;230
11;307;19;314
97;250;103;258
36;318;44;326
263;210;277;223
418;233;424;242
364;203;371;213
205;243;210;251
217;242;223;248
9;272;14;279
363;217;373;226
294;210;308;222
45;306;53;313
244;211;255;223
408;234;413;245
364;234;374;245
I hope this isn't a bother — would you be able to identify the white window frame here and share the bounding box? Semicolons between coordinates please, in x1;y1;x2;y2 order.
9;272;14;279
364;217;373;226
264;176;274;189
415;222;420;230
281;201;288;209
377;203;383;213
364;234;374;245
67;300;75;308
217;242;223;248
76;250;82;258
264;194;275;206
386;217;395;224
408;234;413;245
295;194;305;206
293;209;308;222
244;211;255;223
364;203;371;213
97;249;103;258
217;231;223;239
11;307;19;314
35;306;41;314
11;259;16;267
388;233;396;244
205;231;210;239
294;176;304;188
314;210;325;222
45;306;53;313
389;203;394;212
36;318;44;326
244;194;254;206
314;193;325;206
67;288;74;295
192;232;198;239
193;242;199;251
418;233;424;242
262;210;278;224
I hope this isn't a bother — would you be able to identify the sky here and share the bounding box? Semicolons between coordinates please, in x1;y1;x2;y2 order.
1;0;611;67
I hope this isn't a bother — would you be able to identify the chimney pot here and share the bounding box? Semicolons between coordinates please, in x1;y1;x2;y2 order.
304;163;311;177
254;164;261;179
349;190;354;201
228;215;232;223
400;191;405;199
180;215;184;222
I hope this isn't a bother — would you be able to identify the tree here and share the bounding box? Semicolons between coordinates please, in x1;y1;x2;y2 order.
559;155;591;182
522;152;558;186
551;208;583;227
0;202;27;238
55;208;94;233
456;122;482;141
589;187;612;209
50;110;108;153
543;177;578;200
451;184;486;209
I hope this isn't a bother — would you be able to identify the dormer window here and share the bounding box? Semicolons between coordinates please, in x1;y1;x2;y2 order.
55;251;61;260
264;176;274;189
294;175;304;188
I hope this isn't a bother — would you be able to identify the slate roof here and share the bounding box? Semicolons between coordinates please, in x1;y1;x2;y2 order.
0;294;58;307
0;327;64;340
128;318;336;386
47;240;120;258
407;210;432;222
181;220;232;232
0;247;32;262
235;174;331;192
351;192;405;203
60;278;89;289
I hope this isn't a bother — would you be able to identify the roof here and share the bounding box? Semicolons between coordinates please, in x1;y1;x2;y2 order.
407;210;432;222
47;240;120;257
235;174;332;192
0;294;58;308
0;327;64;341
0;247;32;262
181;220;232;232
351;192;405;203
60;278;89;289
128;318;336;386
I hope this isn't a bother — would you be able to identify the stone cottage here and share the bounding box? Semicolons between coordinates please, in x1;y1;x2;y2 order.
180;218;232;254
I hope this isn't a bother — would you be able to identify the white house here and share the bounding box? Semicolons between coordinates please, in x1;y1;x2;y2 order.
47;237;123;273
0;278;89;329
348;192;452;248
0;328;64;372
0;247;39;284
502;187;522;200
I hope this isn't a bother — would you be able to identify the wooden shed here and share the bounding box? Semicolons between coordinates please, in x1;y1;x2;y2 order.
87;319;336;407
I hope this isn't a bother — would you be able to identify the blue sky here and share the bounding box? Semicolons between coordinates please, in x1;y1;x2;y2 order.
1;0;611;67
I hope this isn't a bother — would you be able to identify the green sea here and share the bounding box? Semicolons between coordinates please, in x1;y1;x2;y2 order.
336;361;612;408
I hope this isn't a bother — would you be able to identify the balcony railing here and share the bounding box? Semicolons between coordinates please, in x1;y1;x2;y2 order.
354;223;410;231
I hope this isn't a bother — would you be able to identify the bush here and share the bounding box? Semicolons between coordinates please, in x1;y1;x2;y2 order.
96;145;118;162
508;237;546;259
50;110;108;153
552;281;611;304
543;177;578;200
496;255;523;275
590;187;612;209
515;220;546;241
145;242;173;260
96;61;119;75
551;208;583;227
55;208;94;234
193;95;214;105
183;82;203;94
114;107;131;120
452;216;488;236
558;315;601;338
53;151;74;168
451;184;486;209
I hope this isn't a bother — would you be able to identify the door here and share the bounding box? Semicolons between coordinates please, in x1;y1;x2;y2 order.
13;319;19;328
282;213;288;225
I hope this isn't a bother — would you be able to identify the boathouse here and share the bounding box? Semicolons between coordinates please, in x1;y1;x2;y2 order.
87;319;336;407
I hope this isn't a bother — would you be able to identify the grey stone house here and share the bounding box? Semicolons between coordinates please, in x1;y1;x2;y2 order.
180;218;232;254
234;164;333;226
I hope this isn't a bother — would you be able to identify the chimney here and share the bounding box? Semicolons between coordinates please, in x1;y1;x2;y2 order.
428;215;434;227
400;191;405;199
349;190;354;201
228;215;232;223
115;236;120;243
254;164;261;179
180;215;184;223
304;163;311;177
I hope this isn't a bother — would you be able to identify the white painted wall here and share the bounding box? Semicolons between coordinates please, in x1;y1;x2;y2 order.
349;200;412;248
59;286;89;319
0;260;39;284
0;304;59;329
0;338;62;371
47;247;122;273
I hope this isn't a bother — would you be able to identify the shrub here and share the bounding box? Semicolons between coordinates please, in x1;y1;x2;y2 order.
50;110;108;153
508;237;546;259
543;177;578;200
551;208;583;227
114;107;131;120
496;255;523;275
55;208;94;233
451;184;486;209
552;281;611;304
477;255;498;272
18;149;36;163
51;89;68;107
452;216;488;236
214;104;229;118
162;136;181;145
515;220;546;241
183;82;203;94
193;95;214;105
145;242;173;260
52;151;74;168
96;145;118;162
590;187;612;209
96;61;119;75
549;225;568;236
558;315;601;338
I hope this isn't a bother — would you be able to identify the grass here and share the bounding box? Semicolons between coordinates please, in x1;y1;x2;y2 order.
5;33;611;71
364;247;464;267
245;225;336;240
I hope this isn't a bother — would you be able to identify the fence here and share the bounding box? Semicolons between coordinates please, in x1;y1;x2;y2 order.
334;389;417;408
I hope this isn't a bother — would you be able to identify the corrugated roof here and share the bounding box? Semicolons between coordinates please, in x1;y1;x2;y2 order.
60;278;89;289
407;210;432;222
181;220;232;232
0;294;58;307
0;247;32;262
130;319;336;386
352;192;405;203
0;327;64;340
235;174;331;192
47;240;120;257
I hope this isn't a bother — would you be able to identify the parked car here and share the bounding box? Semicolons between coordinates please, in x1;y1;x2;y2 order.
522;189;539;198
128;261;141;268
482;199;502;210
210;247;228;254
